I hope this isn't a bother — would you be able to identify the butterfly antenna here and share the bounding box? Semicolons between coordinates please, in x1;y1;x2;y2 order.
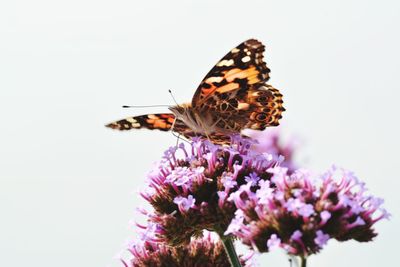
122;105;170;108
168;89;180;106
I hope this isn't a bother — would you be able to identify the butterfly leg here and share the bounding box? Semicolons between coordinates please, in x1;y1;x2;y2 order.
169;124;182;145
170;119;191;145
169;118;183;146
171;131;190;145
175;133;181;147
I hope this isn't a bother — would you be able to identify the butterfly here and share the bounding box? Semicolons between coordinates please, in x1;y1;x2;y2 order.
106;39;285;145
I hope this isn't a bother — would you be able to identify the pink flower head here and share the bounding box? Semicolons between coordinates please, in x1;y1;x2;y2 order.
140;136;281;246
226;165;389;257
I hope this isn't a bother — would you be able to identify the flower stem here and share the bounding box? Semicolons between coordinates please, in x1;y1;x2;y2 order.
219;235;242;267
300;256;307;267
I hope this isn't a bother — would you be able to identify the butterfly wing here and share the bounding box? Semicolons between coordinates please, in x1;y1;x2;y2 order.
105;113;196;139
244;83;285;130
207;82;285;132
191;39;270;108
190;39;284;134
106;114;177;131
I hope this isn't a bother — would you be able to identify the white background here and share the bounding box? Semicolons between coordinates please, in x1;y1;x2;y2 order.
1;0;399;266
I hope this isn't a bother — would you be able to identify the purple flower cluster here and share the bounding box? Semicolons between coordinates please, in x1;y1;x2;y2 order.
140;136;285;245
226;165;389;256
118;130;388;266
122;231;249;267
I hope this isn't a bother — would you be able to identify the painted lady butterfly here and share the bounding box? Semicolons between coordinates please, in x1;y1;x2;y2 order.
106;39;285;145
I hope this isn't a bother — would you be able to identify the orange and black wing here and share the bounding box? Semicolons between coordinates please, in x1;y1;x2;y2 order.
191;39;270;108
105;113;195;137
244;83;285;130
106;114;176;131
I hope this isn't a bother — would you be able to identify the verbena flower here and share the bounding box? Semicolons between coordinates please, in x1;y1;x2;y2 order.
226;165;389;257
121;232;246;267
244;128;298;173
139;135;292;246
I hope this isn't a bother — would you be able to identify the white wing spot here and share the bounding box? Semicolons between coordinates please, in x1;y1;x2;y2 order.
241;56;251;63
217;59;234;67
148;114;159;119
206;76;224;83
126;118;137;123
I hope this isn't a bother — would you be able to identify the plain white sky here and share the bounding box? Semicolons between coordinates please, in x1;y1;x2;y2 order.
1;0;399;266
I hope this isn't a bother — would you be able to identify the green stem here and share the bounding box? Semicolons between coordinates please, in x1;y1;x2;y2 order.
219;235;242;267
300;256;307;267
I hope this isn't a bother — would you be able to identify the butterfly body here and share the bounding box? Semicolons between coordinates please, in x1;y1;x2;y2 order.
168;104;214;135
106;39;285;145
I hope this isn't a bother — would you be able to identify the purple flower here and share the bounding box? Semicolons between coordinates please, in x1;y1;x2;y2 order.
291;230;303;241
298;204;315;217
173;195;196;213
226;165;389;257
256;179;273;202
320;211;331;222
245;172;260;186
224;214;244;235
267;234;281;250
221;173;237;190
165;167;188;184
139;136;281;246
121;232;249;267
243;128;299;173
285;198;303;212
174;175;190;186
314;230;329;248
